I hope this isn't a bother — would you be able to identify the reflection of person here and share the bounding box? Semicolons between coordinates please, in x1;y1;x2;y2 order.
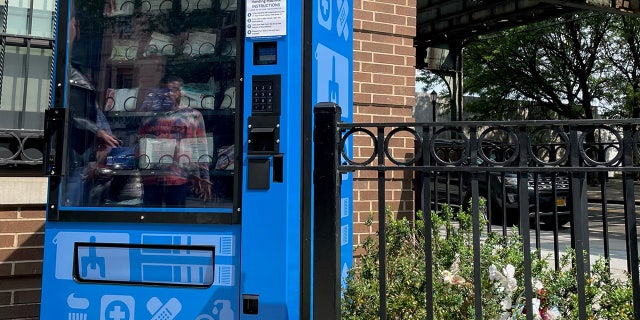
65;0;120;206
137;76;211;206
139;76;181;112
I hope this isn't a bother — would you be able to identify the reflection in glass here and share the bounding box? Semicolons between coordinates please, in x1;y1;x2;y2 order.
31;9;55;38
61;0;237;209
5;6;28;35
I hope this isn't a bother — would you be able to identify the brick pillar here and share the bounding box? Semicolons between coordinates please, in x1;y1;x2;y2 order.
352;0;417;248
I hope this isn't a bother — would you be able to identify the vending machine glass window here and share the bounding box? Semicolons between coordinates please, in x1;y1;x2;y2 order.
59;0;239;210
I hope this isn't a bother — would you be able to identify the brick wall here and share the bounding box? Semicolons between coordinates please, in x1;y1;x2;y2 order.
353;0;417;249
0;206;45;320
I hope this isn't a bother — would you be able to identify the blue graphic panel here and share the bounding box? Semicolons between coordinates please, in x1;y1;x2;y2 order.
75;243;215;286
40;223;239;320
313;0;354;289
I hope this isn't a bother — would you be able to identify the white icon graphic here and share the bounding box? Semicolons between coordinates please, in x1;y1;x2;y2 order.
341;197;350;218
336;0;350;40
67;293;90;320
53;232;129;280
341;224;349;246
81;236;106;279
318;0;332;30
101;295;135;320
139;234;232;286
140;261;214;285
147;297;181;320
195;300;234;320
212;265;234;286
315;43;349;118
140;234;235;256
342;263;350;288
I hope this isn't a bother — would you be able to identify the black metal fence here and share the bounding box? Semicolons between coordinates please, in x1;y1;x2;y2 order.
0;128;44;174
313;103;640;320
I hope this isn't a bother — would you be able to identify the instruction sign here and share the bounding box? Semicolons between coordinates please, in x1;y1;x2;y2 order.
246;0;287;38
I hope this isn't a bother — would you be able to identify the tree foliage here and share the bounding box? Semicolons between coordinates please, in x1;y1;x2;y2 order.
604;15;640;118
460;12;640;120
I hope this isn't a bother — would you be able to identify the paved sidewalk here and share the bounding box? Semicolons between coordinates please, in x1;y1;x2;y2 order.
586;178;640;204
548;177;640;279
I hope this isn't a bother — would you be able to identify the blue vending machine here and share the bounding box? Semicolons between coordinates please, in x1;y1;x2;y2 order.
41;0;352;319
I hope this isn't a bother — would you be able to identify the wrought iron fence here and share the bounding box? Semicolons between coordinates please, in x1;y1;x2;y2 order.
0;128;44;173
313;103;640;320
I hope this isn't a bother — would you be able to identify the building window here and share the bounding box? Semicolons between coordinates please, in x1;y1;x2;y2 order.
5;0;55;37
0;46;52;129
0;0;56;172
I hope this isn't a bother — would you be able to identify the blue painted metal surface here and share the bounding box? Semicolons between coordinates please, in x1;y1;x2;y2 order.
312;0;354;291
41;1;353;319
41;222;240;319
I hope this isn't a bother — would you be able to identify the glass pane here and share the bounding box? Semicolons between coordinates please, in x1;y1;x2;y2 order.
62;0;238;209
24;48;52;129
31;8;55;38
4;0;57;38
0;46;26;129
0;46;52;130
6;1;28;36
32;0;56;37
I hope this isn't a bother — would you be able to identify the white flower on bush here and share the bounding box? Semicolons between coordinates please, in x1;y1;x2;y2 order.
503;264;518;292
489;264;519;311
531;298;542;319
489;264;518;293
544;307;560;320
451;254;461;274
441;270;466;285
533;279;543;291
592;291;603;312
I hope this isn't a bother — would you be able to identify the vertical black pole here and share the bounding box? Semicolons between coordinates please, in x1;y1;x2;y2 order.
376;126;387;320
517;127;533;320
469;127;483;320
421;125;433;320
313;102;341;320
569;127;589;320
621;125;640;319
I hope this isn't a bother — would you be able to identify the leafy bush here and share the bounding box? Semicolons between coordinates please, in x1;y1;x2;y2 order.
341;204;633;319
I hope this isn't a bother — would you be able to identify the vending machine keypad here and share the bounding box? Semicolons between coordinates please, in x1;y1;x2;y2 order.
251;75;280;115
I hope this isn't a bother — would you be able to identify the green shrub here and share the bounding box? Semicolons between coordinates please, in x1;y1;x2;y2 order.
341;204;633;319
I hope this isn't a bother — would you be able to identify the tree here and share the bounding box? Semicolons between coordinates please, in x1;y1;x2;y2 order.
604;15;640;118
462;12;615;120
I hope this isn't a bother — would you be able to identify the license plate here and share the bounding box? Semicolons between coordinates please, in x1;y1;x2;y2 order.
556;197;566;206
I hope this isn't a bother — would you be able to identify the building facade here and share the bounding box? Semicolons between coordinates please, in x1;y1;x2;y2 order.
0;0;416;318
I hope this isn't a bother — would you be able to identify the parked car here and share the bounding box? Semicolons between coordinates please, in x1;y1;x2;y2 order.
461;171;572;228
428;139;573;228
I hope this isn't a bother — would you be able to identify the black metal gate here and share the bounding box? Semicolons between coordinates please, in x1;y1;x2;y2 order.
313;103;640;320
